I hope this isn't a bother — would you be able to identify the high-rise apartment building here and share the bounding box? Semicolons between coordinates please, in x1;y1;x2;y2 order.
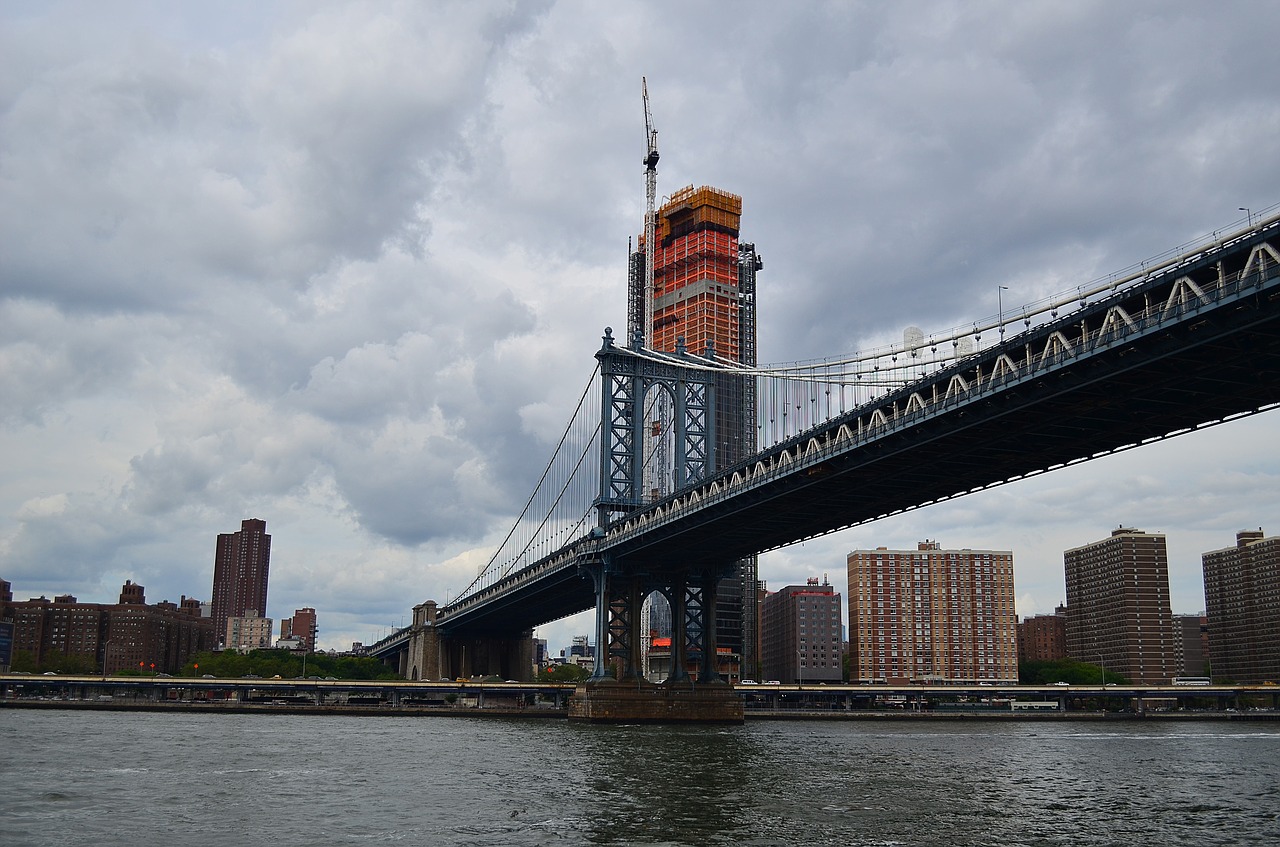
1174;613;1209;679
847;541;1018;684
1202;528;1280;683
1017;608;1068;663
280;607;318;652
630;185;764;678
760;578;844;684
1063;527;1176;684
210;518;271;649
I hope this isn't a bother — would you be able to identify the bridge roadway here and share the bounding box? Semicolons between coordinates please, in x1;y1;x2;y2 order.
4;675;1277;716
415;217;1280;642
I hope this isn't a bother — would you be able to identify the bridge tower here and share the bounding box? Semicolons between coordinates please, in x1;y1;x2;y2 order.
570;328;743;721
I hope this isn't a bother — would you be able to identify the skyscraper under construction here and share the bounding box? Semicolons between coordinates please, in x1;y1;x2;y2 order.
630;184;764;679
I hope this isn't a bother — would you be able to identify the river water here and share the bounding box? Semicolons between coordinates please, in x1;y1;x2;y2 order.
2;711;1277;846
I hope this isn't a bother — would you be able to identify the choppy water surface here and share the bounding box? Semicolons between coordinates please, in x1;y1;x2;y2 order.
2;711;1277;846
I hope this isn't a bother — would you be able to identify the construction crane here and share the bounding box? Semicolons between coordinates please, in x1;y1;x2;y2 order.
642;77;659;347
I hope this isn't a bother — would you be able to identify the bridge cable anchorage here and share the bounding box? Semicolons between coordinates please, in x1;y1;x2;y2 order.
453;362;602;602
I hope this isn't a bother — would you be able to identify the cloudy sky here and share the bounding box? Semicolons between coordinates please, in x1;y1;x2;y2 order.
2;1;1278;653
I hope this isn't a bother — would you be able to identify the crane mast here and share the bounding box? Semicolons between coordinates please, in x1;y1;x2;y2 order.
642;77;659;347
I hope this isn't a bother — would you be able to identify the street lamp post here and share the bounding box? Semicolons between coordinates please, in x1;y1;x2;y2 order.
1098;653;1106;686
1240;207;1254;226
998;286;1009;340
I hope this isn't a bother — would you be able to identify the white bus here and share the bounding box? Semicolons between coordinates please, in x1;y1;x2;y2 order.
1172;677;1211;686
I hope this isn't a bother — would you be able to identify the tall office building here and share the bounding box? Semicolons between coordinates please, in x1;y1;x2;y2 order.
630;185;764;678
847;541;1018;684
1203;529;1280;683
210;518;271;649
760;578;844;684
1064;527;1175;684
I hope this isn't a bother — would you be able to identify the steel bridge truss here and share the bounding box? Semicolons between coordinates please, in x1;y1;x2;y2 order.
594;327;719;517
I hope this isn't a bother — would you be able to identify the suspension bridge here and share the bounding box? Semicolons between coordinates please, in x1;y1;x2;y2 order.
371;208;1280;721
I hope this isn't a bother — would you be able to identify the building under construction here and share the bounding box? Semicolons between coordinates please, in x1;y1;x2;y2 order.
629;183;765;680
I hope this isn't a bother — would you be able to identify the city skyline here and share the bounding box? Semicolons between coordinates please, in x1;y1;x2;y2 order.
1;4;1278;652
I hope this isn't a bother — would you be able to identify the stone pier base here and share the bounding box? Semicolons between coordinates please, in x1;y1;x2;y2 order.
567;680;744;724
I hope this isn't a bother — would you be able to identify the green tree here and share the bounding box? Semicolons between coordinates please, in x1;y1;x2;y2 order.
538;663;589;683
11;649;39;673
180;648;399;680
51;652;99;675
10;649;97;675
1019;658;1127;685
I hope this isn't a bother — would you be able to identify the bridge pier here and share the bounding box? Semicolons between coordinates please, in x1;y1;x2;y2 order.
574;556;741;722
568;679;743;723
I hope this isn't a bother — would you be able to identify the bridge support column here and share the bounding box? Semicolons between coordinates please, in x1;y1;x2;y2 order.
667;581;688;683
609;576;647;680
439;631;535;682
585;558;613;681
698;571;722;684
